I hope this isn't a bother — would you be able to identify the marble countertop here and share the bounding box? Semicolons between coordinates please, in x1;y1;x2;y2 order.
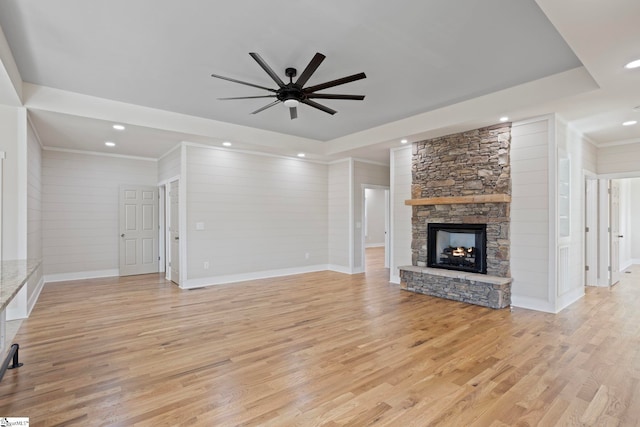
0;259;41;312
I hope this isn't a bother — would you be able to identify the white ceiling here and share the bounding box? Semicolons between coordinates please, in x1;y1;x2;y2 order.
0;0;639;164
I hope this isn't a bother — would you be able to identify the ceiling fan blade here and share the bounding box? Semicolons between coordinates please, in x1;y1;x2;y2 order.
290;107;298;120
307;94;365;100
218;95;277;100
301;99;337;115
295;53;326;87
303;72;367;94
249;53;286;87
211;73;277;92
251;100;281;115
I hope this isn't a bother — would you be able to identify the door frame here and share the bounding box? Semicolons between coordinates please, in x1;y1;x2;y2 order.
361;184;391;270
159;176;180;282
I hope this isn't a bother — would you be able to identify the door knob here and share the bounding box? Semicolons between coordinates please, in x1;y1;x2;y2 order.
618;235;624;238
121;233;125;237
175;236;179;240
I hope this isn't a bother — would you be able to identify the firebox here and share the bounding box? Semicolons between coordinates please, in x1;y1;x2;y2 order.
427;223;487;274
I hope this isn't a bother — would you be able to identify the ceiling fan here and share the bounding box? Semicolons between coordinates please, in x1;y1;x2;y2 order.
211;52;366;120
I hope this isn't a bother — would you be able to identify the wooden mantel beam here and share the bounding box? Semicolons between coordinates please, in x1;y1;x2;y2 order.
404;194;511;206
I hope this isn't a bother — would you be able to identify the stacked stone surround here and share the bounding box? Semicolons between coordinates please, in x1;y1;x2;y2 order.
400;123;512;309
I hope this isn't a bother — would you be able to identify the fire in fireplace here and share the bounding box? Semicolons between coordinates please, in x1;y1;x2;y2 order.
427;223;487;274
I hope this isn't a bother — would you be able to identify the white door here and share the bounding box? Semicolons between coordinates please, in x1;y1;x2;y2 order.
584;177;598;286
119;185;159;276
384;189;390;268
170;180;180;285
610;180;622;286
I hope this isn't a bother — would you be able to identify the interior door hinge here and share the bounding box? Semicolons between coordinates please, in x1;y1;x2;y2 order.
585;226;589;232
608;266;611;272
585;265;589;271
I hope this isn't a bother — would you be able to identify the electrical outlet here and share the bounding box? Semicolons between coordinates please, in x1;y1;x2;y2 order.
204;261;210;270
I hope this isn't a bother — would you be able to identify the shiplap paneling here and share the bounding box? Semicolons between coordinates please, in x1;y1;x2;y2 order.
631;179;640;260
597;142;640;175
42;150;157;277
185;146;329;281
0;105;20;259
27;123;42;261
510;118;552;307
390;146;412;283
328;160;350;271
353;161;390;271
158;145;181;183
26;122;44;304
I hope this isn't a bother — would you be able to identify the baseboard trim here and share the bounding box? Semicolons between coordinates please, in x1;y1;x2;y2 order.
27;274;45;316
181;265;329;289
510;296;556;313
556;287;585;312
45;269;119;283
328;264;352;274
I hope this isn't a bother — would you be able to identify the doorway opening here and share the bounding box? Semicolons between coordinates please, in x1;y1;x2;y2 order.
362;186;390;273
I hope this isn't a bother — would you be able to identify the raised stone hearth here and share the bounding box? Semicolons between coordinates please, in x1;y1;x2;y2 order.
399;266;512;309
403;123;512;309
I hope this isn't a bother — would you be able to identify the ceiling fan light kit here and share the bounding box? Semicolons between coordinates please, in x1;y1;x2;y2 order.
211;52;366;120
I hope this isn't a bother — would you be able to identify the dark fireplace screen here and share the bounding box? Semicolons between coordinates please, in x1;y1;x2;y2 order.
427;223;487;274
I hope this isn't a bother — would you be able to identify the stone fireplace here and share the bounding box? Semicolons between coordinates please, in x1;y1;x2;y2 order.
399;123;512;309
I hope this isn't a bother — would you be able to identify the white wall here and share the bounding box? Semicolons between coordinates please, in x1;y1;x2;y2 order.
328;160;350;272
353;161;389;272
42;150;158;280
597;142;640;175
0;105;25;259
390;146;412;283
557;119;591;308
631;178;640;263
27;122;42;261
158;144;181;183
184;145;329;287
364;188;385;246
510;118;553;311
26;120;43;309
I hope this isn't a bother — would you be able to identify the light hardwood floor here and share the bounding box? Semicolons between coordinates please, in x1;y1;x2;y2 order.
1;253;639;426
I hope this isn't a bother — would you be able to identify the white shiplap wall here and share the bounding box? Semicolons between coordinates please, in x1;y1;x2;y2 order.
0;105;21;259
27;123;42;261
26;122;44;311
184;146;329;287
328;160;351;272
158;144;181;183
353;161;390;272
510;118;553;311
390;146;412;284
597;142;640;176
42;150;158;280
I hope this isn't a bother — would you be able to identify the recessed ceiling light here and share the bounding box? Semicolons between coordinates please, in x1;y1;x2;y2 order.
623;120;638;126
624;59;640;69
112;124;125;130
499;116;509;122
222;141;232;147
297;153;306;158
400;139;408;144
105;141;116;147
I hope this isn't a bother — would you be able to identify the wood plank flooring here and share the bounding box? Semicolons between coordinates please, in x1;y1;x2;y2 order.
0;251;639;426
